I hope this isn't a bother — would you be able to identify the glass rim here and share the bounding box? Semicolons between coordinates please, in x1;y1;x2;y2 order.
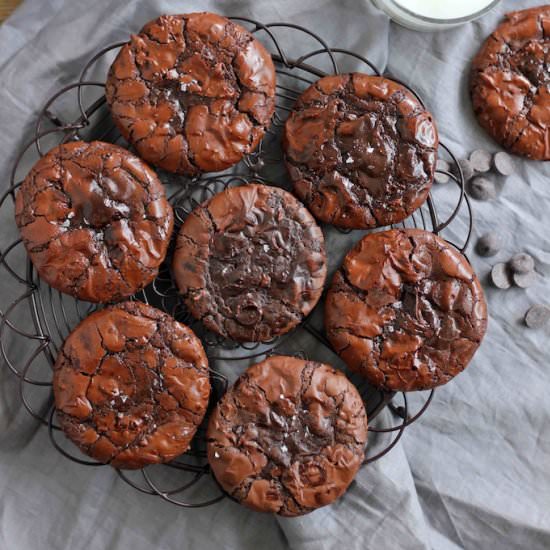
389;0;501;25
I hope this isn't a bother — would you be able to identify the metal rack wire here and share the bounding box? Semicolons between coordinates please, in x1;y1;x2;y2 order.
0;17;471;508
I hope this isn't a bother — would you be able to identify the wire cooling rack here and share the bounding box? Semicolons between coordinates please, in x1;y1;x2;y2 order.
0;17;472;508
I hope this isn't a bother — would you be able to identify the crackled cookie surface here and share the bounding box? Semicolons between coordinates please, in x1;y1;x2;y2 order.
15;141;173;303
283;74;438;229
471;6;550;159
53;301;210;469
106;12;276;174
172;184;327;342
325;229;488;391
207;355;368;516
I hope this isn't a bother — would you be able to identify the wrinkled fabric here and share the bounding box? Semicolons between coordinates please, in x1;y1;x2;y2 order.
0;1;548;549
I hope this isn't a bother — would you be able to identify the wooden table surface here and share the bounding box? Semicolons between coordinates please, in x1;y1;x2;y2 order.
0;0;21;22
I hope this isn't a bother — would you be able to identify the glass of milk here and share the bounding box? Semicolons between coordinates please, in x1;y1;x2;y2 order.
371;0;501;31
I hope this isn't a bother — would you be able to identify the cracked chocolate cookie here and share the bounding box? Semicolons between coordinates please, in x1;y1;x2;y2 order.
53;301;210;469
283;73;438;229
471;6;550;160
172;183;327;342
15;141;173;303
105;12;276;175
207;355;368;516
325;229;488;392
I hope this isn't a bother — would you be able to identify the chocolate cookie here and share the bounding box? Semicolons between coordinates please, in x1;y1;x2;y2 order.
207;355;368;516
106;12;276;175
53;301;210;469
325;229;487;392
15;141;173;303
172;184;327;342
283;74;438;229
471;6;550;160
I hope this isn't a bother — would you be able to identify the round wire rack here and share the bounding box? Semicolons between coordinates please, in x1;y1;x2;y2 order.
0;17;472;509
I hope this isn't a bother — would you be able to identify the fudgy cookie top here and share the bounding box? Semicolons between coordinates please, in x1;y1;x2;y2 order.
207;355;368;516
172;184;327;342
106;12;276;174
15;141;173;303
284;74;438;229
325;229;488;392
53;301;210;469
471;6;550;159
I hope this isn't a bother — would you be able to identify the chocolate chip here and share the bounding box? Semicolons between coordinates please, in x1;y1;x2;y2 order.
469;149;492;173
491;263;513;289
475;232;502;257
525;304;550;329
453;158;474;182
513;270;537;289
509;253;535;274
435;159;450;183
468;176;497;201
249;157;265;172
493;151;516;176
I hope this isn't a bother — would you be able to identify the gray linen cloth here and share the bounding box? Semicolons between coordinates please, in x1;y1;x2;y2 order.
0;1;549;549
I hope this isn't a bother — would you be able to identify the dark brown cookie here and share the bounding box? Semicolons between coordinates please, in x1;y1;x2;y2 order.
15;141;173;303
325;229;487;392
207;355;368;516
471;6;550;160
53;301;210;469
283;74;438;229
172;183;327;342
106;12;276;175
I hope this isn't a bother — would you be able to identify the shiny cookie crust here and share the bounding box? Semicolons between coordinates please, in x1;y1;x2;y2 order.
106;12;276;174
15;140;173;303
207;355;368;516
325;229;488;391
283;73;438;229
53;301;210;469
172;183;327;342
471;6;550;160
